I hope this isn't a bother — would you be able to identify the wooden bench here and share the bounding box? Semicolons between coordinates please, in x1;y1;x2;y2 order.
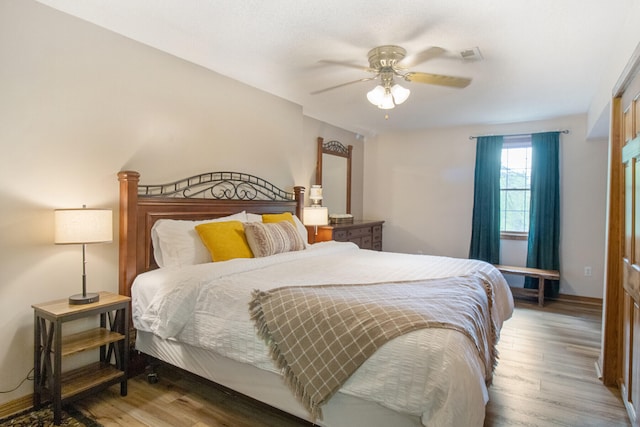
494;265;560;307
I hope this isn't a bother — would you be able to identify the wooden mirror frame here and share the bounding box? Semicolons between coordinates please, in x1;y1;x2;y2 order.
315;137;353;215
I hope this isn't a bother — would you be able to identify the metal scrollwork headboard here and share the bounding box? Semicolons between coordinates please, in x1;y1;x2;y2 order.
139;171;295;202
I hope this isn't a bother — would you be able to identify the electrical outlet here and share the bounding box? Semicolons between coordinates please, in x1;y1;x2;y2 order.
584;266;592;277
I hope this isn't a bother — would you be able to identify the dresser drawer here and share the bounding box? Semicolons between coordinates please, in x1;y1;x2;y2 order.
358;235;373;249
333;230;348;241
310;220;383;251
347;227;372;239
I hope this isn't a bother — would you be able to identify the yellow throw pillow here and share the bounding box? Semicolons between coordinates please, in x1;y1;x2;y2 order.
195;221;253;262
262;212;295;226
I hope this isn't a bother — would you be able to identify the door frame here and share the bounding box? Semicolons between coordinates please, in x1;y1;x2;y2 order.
602;42;640;387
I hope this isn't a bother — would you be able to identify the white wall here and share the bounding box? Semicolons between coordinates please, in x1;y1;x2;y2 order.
0;1;358;405
364;114;608;298
587;3;640;138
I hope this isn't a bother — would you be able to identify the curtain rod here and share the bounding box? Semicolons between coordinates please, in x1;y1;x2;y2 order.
468;129;570;140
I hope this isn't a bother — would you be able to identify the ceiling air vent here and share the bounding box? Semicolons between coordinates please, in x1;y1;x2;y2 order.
459;47;483;62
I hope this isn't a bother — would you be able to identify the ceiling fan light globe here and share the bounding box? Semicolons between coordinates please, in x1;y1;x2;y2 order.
366;85;386;106
391;84;410;104
379;92;395;109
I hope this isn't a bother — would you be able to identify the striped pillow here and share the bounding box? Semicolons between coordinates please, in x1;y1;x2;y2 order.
244;221;305;258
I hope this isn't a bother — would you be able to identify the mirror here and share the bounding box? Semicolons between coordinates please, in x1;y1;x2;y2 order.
316;137;352;215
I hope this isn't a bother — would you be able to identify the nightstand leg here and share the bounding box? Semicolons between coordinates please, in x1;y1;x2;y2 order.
100;312;107;363
34;317;54;412
53;320;62;425
121;306;129;396
33;313;41;409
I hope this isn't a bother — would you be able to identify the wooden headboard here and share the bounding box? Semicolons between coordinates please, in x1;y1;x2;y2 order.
117;171;305;297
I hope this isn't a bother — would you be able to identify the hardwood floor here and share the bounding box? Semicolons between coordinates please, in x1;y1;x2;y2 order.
74;299;631;426
484;299;629;427
75;366;309;427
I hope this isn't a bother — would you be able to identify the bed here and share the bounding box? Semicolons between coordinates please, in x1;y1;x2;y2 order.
118;170;514;427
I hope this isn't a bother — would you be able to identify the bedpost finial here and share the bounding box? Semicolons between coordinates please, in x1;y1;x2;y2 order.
118;171;140;182
293;186;305;219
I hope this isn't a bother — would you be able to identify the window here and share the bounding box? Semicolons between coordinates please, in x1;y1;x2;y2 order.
500;135;532;235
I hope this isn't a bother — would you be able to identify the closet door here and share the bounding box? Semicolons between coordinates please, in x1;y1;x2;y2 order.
604;45;640;427
621;90;640;424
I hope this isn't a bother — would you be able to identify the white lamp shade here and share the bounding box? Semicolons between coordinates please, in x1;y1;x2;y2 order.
379;92;395;109
391;84;410;104
54;208;113;244
366;85;386;106
303;207;329;226
309;185;323;201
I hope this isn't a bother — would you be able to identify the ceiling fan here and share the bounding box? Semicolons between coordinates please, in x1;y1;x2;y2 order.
312;45;472;109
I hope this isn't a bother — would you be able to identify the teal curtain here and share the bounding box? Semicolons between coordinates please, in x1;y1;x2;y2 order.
525;132;560;295
469;135;503;264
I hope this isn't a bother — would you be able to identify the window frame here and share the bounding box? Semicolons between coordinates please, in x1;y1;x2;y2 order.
500;135;532;239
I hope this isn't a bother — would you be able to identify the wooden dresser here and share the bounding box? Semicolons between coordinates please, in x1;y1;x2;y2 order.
307;220;384;250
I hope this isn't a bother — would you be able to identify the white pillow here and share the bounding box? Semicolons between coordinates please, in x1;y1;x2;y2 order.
245;213;262;223
151;211;248;267
246;212;309;247
292;214;309;247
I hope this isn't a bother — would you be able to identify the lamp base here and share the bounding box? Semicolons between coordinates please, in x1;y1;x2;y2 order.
68;292;100;305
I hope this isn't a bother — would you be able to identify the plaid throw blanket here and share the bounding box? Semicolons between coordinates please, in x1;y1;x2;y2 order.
249;274;497;420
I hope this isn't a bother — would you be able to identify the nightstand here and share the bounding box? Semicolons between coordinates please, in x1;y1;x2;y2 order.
32;291;130;425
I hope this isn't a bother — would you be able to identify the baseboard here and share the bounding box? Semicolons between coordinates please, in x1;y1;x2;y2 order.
0;394;33;419
552;292;603;306
510;286;603;307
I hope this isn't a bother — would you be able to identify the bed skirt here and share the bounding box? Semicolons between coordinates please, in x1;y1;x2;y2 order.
135;330;423;427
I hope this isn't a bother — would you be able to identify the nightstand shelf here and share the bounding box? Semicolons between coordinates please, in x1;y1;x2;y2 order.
33;291;130;425
59;362;124;398
61;328;125;357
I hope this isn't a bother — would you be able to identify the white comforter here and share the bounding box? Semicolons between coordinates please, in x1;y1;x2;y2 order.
132;242;513;426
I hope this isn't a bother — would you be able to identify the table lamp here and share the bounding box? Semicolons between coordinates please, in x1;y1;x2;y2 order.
303;206;329;236
54;206;113;305
309;185;323;207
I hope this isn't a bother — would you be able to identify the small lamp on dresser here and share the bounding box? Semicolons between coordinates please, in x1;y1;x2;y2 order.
309;185;323;207
54;206;113;305
303;206;329;236
304;184;329;239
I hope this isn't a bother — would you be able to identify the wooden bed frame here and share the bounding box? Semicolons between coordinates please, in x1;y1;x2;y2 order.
115;170;499;427
117;170;305;298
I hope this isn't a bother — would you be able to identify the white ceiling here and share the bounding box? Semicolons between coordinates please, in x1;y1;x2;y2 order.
36;0;631;136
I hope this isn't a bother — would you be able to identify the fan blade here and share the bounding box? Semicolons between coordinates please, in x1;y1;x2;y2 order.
318;59;374;73
310;77;377;95
404;72;471;88
399;47;445;68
